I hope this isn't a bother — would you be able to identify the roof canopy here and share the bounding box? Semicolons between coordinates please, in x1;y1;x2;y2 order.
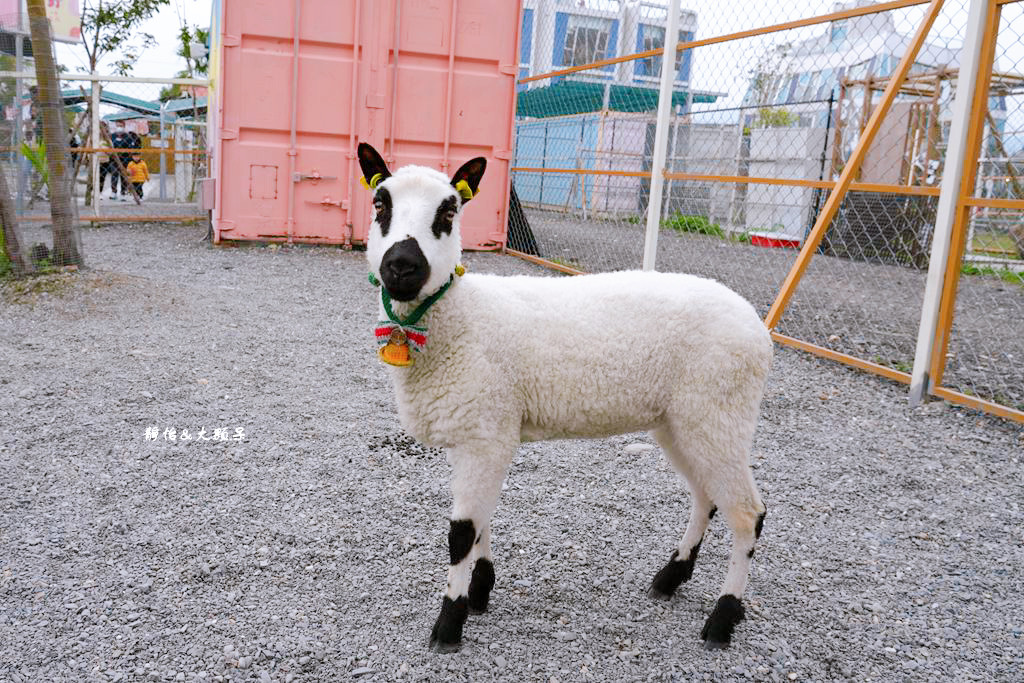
516;80;719;118
59;89;207;120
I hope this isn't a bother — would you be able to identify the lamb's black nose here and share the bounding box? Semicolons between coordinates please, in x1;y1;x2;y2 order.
380;238;430;301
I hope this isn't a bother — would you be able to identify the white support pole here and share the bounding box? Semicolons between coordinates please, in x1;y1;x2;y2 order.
642;0;681;271
909;0;989;406
91;78;101;217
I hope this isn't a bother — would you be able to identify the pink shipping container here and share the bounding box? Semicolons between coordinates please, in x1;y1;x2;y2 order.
208;0;522;248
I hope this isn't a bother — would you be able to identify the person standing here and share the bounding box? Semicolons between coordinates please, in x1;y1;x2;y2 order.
126;152;150;201
109;122;131;200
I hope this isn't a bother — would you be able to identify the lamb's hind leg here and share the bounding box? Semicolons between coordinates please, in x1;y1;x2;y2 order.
429;450;508;652
701;466;766;649
647;426;716;599
649;423;766;649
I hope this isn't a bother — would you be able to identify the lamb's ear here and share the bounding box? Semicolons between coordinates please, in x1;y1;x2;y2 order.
357;143;391;189
450;157;487;204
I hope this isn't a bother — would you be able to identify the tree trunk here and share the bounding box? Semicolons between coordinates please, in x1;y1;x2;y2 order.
0;161;33;277
26;0;82;267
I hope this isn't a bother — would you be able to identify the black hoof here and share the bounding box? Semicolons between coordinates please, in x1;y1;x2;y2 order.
700;594;745;648
429;595;467;653
647;544;700;600
468;558;495;614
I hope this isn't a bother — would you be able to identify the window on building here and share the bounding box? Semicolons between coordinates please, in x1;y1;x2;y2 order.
817;67;835;99
830;21;847;46
636;25;689;78
562;15;612;67
520;8;533;68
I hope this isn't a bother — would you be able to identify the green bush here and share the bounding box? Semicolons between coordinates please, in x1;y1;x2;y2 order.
660;212;725;238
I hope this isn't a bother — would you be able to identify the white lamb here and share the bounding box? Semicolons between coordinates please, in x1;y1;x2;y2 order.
357;143;772;652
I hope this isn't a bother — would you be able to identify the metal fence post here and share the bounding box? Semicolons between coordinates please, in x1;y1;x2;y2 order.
641;0;681;271
909;0;989;406
91;78;101;217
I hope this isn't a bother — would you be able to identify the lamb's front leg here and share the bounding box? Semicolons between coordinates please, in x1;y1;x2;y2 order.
429;452;508;652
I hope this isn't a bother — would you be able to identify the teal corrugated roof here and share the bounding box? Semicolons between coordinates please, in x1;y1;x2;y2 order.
60;87;163;116
517;79;719;118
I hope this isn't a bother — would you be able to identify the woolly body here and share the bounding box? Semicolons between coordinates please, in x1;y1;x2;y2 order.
390;270;771;456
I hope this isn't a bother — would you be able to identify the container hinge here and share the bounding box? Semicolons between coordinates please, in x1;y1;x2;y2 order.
293;170;337;184
499;64;518;75
223;35;241;48
306;196;349;210
492;149;512;160
219;220;236;232
221;129;238;140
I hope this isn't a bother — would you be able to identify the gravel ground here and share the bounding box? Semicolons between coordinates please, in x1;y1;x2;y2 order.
2;223;1023;682
522;209;1024;409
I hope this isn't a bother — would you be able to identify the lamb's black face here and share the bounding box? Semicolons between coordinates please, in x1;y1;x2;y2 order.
380;237;431;302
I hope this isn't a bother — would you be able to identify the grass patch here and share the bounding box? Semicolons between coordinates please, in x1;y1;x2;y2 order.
547;256;582;270
2;270;78;303
660;212;725;238
960;263;1023;286
972;232;1021;257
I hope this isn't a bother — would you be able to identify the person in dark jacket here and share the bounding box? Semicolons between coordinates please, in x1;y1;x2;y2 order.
109;122;131;200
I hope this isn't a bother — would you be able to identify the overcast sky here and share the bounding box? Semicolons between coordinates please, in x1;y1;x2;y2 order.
55;0;212;84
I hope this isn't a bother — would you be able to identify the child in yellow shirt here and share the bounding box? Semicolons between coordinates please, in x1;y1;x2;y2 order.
126;153;150;200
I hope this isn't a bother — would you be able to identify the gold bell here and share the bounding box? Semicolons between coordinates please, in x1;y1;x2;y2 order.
378;341;414;366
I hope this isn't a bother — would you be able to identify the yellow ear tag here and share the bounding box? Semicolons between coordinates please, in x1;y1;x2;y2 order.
455;179;476;200
454;264;466;277
360;173;383;191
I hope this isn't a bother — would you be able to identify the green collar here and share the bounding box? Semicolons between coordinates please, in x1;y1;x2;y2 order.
379;275;455;327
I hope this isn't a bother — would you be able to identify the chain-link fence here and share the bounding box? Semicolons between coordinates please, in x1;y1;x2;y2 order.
509;0;1023;422
0;64;210;227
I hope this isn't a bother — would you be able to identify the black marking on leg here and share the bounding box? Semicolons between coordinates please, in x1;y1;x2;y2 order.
700;594;746;649
755;509;766;540
467;558;495;614
747;548;755;559
647;539;702;600
448;519;475;565
708;506;718;520
429;595;468;653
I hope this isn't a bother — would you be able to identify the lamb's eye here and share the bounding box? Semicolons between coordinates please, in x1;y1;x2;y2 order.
445;209;456;222
373;199;384;212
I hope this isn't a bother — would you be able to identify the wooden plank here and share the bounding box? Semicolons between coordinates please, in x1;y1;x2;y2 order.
505;248;586;276
930;386;1024;423
771;332;912;384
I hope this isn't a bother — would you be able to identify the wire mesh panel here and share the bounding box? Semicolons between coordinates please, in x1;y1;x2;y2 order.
0;70;210;228
511;0;697;271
